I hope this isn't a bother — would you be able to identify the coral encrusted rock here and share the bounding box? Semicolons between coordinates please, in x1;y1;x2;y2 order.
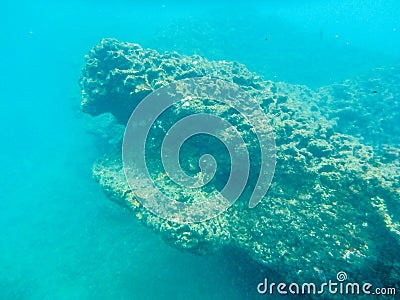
80;38;400;289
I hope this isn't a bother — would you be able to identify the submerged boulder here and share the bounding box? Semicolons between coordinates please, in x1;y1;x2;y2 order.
80;38;399;288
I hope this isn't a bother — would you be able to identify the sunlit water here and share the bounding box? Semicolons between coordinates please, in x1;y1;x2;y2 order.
1;1;399;299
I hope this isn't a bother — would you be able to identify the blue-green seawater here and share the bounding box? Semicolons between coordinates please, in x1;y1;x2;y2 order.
1;1;399;299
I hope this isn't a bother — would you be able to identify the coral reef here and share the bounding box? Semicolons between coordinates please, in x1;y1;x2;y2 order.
80;38;399;288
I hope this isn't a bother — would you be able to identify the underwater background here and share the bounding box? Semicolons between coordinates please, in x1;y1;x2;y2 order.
1;1;399;299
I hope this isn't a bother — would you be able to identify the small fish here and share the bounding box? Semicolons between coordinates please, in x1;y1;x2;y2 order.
372;90;378;94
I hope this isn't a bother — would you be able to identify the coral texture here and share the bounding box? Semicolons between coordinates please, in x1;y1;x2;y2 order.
80;38;399;287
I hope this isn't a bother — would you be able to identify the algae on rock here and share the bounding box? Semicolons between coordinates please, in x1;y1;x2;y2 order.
80;38;400;288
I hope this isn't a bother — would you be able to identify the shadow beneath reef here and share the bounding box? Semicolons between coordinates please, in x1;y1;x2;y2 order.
214;246;303;299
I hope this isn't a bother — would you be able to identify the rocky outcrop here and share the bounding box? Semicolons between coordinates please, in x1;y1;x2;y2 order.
80;38;400;288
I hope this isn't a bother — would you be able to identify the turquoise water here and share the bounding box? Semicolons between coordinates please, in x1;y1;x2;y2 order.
1;1;399;299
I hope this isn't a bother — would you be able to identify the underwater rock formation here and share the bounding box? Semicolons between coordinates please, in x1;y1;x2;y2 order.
80;38;399;288
318;66;400;151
